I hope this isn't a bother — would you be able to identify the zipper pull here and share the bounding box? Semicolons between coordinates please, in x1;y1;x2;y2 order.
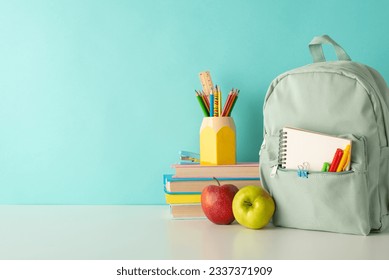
259;139;266;156
270;165;278;178
261;138;266;150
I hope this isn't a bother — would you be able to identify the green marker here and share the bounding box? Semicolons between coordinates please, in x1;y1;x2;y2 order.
321;162;330;172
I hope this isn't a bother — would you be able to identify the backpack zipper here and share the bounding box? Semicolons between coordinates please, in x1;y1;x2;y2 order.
264;64;388;147
270;164;278;178
345;66;388;147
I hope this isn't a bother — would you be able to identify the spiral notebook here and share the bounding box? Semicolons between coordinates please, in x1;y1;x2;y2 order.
279;127;352;171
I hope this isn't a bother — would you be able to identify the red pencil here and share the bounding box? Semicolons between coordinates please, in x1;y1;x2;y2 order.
221;90;234;116
328;148;344;172
226;90;238;116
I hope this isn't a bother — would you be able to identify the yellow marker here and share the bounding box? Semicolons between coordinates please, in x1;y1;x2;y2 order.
336;144;351;172
342;151;351;171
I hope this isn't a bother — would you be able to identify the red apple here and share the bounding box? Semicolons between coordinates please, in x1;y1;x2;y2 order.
201;178;239;225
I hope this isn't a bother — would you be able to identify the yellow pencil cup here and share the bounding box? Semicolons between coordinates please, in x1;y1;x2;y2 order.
200;117;236;165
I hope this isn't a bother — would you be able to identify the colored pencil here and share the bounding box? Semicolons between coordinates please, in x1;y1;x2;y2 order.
209;92;214;117
196;92;209;116
227;90;239;116
195;85;239;118
201;90;210;112
221;89;234;116
217;86;222;117
213;87;219;117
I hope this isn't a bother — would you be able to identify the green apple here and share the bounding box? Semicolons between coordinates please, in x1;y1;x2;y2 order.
232;185;275;229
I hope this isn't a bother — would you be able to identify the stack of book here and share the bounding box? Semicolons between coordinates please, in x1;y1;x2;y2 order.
163;162;260;219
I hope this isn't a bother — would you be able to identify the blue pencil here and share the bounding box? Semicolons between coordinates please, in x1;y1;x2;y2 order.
209;93;214;117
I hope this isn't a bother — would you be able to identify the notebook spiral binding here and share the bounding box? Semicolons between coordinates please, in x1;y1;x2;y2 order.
278;129;288;168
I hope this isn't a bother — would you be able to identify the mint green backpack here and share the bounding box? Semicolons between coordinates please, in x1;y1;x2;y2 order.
260;35;389;235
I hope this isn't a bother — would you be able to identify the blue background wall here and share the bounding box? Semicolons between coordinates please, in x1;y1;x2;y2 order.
1;0;388;204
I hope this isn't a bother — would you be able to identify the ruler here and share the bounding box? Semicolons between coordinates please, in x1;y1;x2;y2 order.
199;71;214;96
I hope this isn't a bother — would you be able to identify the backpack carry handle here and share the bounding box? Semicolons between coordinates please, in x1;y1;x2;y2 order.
309;35;351;62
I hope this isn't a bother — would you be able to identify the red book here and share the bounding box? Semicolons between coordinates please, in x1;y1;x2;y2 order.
328;148;344;172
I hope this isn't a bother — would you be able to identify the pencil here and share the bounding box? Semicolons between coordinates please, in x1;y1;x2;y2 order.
227;90;239;116
210;92;214;117
218;86;222;117
196;90;209;112
213;87;219;117
196;92;209;116
221;89;233;116
224;90;235;116
201;91;210;112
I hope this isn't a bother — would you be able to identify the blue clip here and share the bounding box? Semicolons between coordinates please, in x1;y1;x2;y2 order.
297;162;309;178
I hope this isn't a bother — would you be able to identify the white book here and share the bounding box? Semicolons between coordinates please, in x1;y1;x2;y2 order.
279;127;352;171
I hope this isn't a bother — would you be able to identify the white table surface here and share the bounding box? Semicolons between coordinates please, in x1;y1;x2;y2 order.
1;205;388;260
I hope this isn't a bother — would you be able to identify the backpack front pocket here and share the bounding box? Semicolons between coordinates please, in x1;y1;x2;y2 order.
260;134;370;235
269;169;369;235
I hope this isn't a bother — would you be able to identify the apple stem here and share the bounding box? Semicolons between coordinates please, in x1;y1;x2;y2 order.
213;177;221;187
244;201;252;207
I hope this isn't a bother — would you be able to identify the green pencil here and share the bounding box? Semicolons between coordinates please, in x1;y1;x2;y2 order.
196;92;209;116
